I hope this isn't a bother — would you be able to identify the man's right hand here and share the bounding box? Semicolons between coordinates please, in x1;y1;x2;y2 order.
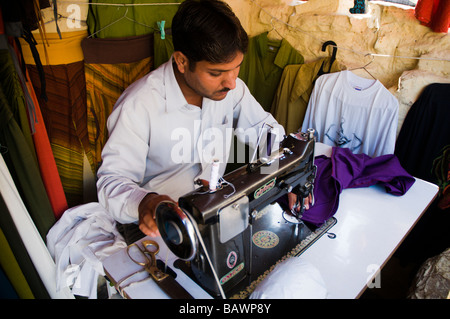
138;193;177;237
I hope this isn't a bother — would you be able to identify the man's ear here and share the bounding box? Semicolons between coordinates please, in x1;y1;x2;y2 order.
173;51;188;74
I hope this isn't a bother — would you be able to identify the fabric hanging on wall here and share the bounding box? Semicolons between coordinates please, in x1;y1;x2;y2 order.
0;227;35;299
238;32;304;112
23;64;68;219
0;34;38;135
81;33;153;64
27;61;89;208
301;70;399;158
86;0;182;38
0;155;74;299
394;83;450;263
19;29;89;208
2;11;69;219
18;32;86;106
19;30;86;66
271;57;342;135
0;82;55;240
395;83;450;202
5;38;68;219
153;31;173;70
0;49;37;163
415;0;450;33
0;19;52;298
0;180;50;299
81;34;154;173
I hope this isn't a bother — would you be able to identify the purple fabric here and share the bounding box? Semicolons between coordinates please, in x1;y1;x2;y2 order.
300;147;416;226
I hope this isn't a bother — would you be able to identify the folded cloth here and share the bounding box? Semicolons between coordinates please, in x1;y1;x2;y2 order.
250;257;327;299
46;202;126;298
301;147;416;226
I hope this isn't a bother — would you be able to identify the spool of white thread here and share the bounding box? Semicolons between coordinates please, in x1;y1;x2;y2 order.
209;159;220;192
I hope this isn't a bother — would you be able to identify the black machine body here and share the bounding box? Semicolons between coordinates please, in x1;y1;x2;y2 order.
156;129;317;297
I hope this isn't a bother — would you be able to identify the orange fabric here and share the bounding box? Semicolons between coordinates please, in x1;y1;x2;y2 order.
25;68;69;219
18;31;87;66
10;39;69;219
415;0;450;33
4;14;67;219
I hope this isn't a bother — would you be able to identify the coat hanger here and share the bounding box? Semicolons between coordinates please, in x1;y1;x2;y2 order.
87;7;155;38
349;54;376;80
268;18;284;40
317;40;337;76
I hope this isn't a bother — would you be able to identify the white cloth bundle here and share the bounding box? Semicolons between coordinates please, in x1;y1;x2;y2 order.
250;257;328;299
46;202;127;298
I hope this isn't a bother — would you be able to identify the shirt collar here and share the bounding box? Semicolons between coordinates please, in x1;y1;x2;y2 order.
255;32;296;69
164;56;190;113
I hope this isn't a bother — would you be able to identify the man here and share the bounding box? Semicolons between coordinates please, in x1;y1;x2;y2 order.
97;0;291;238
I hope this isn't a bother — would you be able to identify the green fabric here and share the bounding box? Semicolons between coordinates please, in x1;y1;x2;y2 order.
0;197;50;299
153;33;173;69
0;85;55;240
0;51;37;164
238;32;304;112
0;228;35;299
87;0;182;38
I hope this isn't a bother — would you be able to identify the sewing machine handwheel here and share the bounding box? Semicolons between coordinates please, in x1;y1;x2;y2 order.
155;201;198;261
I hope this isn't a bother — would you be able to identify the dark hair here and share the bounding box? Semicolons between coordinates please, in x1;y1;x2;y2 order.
172;0;248;65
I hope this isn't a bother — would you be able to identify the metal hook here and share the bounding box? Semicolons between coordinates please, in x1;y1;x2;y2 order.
350;53;376;80
269;18;284;39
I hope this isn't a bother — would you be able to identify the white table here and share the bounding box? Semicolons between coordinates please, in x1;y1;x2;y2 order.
103;143;438;299
299;177;438;299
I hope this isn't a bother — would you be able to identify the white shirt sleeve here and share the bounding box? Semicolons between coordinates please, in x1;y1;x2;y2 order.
97;93;153;224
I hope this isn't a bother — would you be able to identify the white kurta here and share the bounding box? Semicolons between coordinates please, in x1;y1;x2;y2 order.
97;57;284;224
301;70;398;158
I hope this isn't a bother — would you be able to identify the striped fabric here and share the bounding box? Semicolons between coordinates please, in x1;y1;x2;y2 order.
24;68;68;219
85;57;153;173
81;33;154;174
27;61;89;208
0;50;37;164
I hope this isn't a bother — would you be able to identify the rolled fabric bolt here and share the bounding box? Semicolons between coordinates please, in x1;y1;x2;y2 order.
209;159;220;192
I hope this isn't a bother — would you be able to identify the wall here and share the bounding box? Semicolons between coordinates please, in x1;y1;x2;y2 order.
227;0;449;132
41;1;449;82
39;0;449;132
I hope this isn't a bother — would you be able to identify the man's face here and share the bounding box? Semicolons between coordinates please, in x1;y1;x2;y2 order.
178;51;244;102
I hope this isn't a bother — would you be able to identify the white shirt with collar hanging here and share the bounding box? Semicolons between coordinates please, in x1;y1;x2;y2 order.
97;56;284;224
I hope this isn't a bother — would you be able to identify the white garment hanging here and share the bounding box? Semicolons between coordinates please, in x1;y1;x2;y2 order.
301;70;398;157
0;155;74;299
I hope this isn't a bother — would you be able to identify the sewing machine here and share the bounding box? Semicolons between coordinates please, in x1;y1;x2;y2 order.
155;129;319;298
